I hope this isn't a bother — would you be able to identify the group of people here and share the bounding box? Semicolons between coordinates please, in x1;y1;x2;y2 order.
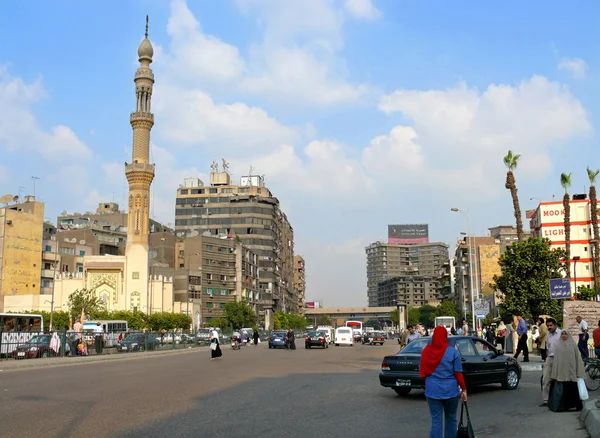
284;328;296;349
211;328;261;360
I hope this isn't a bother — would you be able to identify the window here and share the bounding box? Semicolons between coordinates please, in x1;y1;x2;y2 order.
206;288;214;295
473;339;494;357
220;275;226;281
220;303;226;309
206;245;213;251
180;189;188;195
59;247;75;255
454;339;476;356
76;264;83;273
218;247;227;253
79;250;86;256
222;188;233;193
220;289;229;295
44;245;52;252
206;302;213;309
238;187;250;193
206;273;213;280
209;188;218;194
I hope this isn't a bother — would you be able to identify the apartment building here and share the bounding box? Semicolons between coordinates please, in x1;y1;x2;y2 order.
0;197;44;303
377;276;440;308
294;256;305;313
174;235;260;327
366;241;449;307
174;168;295;313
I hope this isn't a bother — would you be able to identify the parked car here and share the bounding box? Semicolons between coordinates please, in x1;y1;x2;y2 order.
268;331;288;349
116;333;159;352
12;335;54;359
369;332;386;346
305;331;328;349
379;336;521;396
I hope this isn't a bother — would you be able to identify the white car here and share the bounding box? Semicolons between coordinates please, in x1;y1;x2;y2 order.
334;327;353;346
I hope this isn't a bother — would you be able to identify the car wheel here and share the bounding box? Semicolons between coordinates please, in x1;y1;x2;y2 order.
502;367;520;390
393;388;411;396
335;343;339;346
42;350;51;358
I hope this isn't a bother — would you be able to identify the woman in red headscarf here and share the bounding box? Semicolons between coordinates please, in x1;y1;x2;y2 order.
420;326;467;438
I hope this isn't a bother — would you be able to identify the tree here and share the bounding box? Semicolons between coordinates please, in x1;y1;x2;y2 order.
560;172;572;279
575;285;598;301
224;301;257;329
588;167;600;288
432;300;459;320
286;313;309;329
503;150;525;241
210;317;230;330
420;305;437;327
67;288;105;322
407;307;421;325
315;315;331;326
493;237;565;324
273;311;289;330
390;309;399;327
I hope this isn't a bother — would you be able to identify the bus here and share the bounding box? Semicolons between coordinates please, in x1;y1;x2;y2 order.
434;316;456;335
0;313;44;355
83;320;128;348
345;321;364;337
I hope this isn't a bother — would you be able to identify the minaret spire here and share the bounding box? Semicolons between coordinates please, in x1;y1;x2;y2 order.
145;15;149;39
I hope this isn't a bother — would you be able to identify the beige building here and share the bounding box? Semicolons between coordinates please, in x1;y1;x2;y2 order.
174;170;295;314
3;20;175;320
294;256;305;313
377;276;441;308
0;197;44;302
173;235;261;329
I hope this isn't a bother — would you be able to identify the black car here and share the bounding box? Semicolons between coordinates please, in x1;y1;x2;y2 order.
379;336;521;396
305;331;328;349
116;333;159;352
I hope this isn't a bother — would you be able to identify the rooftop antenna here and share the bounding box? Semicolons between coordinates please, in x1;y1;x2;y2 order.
17;186;26;201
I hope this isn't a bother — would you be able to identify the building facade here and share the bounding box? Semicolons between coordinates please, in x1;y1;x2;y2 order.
174;169;295;314
294;256;305;313
366;241;449;307
0;197;44;302
529;196;595;290
377;276;440;308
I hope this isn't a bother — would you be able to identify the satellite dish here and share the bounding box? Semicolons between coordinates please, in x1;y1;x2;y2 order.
79;240;85;245
149;250;158;260
0;194;13;204
189;230;199;237
12;196;19;203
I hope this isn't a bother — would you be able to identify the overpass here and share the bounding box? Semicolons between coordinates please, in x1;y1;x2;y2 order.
303;307;397;328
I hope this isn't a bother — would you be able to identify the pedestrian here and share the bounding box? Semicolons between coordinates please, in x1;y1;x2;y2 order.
399;328;409;347
504;321;513;354
511;321;519;355
540;317;561;407
94;322;104;355
593;320;600;358
485;326;496;346
450;324;457;336
420;326;468;438
461;320;469;336
73;319;83;342
496;321;507;351
513;314;529;362
209;327;222;361
576;316;589;360
549;329;585;411
288;328;296;350
537;317;548;362
253;329;259;346
406;325;421;344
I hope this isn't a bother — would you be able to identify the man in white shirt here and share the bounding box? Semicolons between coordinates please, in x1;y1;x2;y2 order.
406;325;421;344
577;316;589;359
461;320;469;336
540;318;562;407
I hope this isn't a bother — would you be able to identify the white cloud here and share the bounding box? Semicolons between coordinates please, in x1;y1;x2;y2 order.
0;67;91;161
344;0;381;20
558;57;587;79
0;165;9;184
377;75;591;191
362;126;425;175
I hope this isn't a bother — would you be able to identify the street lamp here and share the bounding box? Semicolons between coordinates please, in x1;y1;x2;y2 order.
573;255;581;296
451;208;476;333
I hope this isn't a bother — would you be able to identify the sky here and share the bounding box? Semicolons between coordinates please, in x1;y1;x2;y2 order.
0;0;598;307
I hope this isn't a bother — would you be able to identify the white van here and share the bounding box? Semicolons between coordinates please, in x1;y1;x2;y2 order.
317;326;334;344
335;327;354;346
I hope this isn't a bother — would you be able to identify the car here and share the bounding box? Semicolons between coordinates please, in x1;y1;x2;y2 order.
12;335;54;359
268;331;288;349
305;331;328;349
370;332;385;346
379;336;521;396
335;327;353;346
116;333;159;352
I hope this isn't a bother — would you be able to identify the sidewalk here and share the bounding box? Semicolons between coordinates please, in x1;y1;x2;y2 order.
581;397;600;438
0;346;203;372
505;353;544;372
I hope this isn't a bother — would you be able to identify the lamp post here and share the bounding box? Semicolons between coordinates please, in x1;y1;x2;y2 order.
573;255;581;297
452;208;476;333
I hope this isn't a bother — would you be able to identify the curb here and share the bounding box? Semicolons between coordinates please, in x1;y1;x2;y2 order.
581;397;600;438
520;364;543;372
0;347;202;372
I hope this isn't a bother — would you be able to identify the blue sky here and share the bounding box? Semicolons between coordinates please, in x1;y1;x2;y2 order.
1;0;598;306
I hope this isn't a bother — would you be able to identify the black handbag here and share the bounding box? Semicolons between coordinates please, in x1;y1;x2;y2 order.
457;401;475;438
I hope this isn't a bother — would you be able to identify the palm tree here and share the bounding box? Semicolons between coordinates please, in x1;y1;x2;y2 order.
503;151;525;241
588;167;600;288
560;172;572;279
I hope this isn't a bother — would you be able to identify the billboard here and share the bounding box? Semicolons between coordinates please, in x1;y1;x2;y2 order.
388;224;429;244
305;302;321;309
478;244;500;296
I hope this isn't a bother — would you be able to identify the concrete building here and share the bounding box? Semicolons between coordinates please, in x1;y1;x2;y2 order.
174;169;295;314
173;235;260;328
294;256;305;313
529;196;595;290
377;276;440;308
3;19;175;318
0;197;44;302
366;241;449;307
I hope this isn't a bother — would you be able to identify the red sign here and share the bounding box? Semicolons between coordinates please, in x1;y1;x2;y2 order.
544;229;565;236
543;209;565;217
305;302;315;309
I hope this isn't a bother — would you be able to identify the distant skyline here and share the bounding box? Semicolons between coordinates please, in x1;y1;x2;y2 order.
0;1;598;307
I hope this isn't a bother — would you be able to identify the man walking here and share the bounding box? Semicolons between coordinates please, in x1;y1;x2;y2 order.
540;318;561;407
537;317;548;362
288;328;296;350
94;322;104;355
577;316;589;359
461;320;469;336
513;314;529;362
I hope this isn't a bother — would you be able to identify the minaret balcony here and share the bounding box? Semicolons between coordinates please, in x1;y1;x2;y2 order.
130;112;154;123
125;162;155;176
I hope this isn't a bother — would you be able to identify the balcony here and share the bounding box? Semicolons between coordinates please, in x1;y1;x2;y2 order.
41;269;56;278
40;287;53;295
42;252;59;262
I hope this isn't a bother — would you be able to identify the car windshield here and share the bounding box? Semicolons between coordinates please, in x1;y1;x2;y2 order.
28;335;50;344
273;332;287;337
307;331;324;337
337;329;351;334
400;339;431;354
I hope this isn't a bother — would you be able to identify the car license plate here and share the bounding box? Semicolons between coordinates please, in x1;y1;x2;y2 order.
275;338;281;341
341;338;346;341
122;346;127;350
311;338;319;341
17;352;25;357
396;380;411;387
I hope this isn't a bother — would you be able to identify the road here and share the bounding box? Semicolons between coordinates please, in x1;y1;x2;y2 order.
0;342;589;438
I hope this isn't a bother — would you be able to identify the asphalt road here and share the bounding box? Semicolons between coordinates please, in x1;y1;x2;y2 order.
0;342;589;438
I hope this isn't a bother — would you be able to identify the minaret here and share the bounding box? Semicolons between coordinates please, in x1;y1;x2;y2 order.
125;16;155;311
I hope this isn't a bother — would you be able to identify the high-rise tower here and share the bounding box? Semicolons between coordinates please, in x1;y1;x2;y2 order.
125;16;155;308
